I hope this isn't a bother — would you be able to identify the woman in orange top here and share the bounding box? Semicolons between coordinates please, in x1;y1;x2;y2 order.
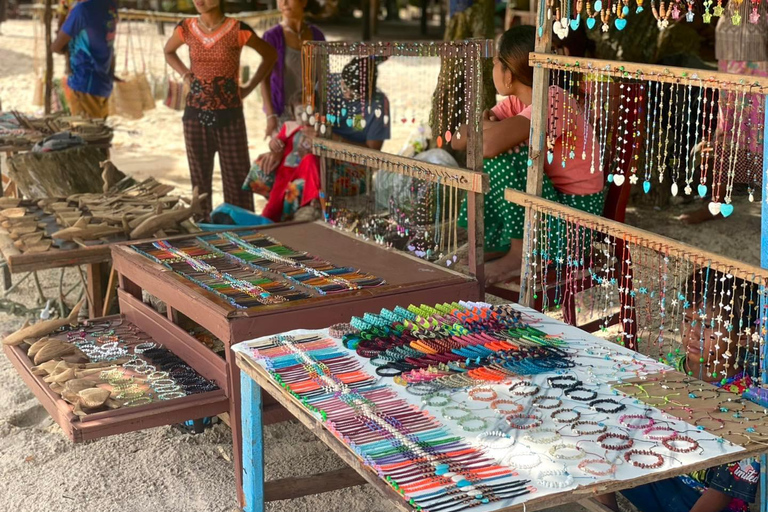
164;0;277;219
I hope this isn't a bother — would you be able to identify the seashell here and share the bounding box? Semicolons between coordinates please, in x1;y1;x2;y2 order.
34;339;77;365
27;337;51;358
64;379;96;394
78;388;111;408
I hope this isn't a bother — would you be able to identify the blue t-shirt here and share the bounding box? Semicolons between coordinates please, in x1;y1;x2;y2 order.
62;0;118;98
332;91;391;145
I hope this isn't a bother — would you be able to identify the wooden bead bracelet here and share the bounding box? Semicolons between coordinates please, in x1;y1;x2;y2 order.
624;449;664;469
598;432;633;450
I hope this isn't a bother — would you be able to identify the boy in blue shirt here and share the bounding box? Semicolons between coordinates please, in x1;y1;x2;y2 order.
51;0;117;118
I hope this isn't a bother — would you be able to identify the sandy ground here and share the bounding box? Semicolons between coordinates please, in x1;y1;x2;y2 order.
0;16;759;512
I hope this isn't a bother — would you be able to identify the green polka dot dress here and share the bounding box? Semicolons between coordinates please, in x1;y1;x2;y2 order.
458;145;604;254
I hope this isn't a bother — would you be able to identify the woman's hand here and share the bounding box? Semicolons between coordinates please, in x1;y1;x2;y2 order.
268;136;285;154
256;152;280;174
239;83;257;99
265;115;278;139
482;109;498;130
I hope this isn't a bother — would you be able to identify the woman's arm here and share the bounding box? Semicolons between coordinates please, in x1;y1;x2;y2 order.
163;31;191;80
482;115;530;158
241;35;278;99
689;489;735;512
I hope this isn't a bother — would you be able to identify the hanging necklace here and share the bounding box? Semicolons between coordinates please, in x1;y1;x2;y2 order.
282;21;308;37
683;81;701;195
198;14;227;32
723;89;746;212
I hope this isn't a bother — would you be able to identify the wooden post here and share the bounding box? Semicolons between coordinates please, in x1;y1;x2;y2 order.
760;95;768;512
43;0;53;115
518;3;552;307
240;370;265;512
362;0;371;41
466;43;485;292
420;0;428;35
87;262;107;319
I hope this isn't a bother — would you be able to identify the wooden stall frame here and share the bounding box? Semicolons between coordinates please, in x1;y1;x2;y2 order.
305;39;493;290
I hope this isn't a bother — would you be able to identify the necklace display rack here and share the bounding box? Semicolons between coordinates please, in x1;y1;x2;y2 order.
107;218;484;508
301;41;492;283
233;300;768;512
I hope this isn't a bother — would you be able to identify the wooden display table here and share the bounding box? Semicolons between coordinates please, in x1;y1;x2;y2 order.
109;221;481;506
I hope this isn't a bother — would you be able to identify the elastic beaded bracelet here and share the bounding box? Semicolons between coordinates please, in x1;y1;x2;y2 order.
477;430;514;449
547;375;581;389
578;458;617;476
598;432;633;450
158;391;187;400
405;382;440;396
643;425;677;440
505;413;543;430
510;380;540;397
458;416;489;432
442;405;473;421
123;396;153;407
423;392;452;407
537;469;574;488
532;395;563;410
548;442;585;460
564;386;598;401
588;398;626;413
662;435;699;453
468;387;498;402
619;414;655;429
571;420;608;436
624;449;664;469
490;399;523;415
523;427;561;444
551;408;581;424
505;451;542;470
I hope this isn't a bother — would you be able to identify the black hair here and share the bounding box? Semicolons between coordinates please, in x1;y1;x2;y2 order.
551;22;595;58
685;270;759;338
341;56;387;99
497;25;536;88
305;0;322;15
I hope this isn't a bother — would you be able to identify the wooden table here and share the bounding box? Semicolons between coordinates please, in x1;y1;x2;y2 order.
235;304;768;512
110;221;481;507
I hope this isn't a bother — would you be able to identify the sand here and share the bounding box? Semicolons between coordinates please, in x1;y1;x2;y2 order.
0;16;757;512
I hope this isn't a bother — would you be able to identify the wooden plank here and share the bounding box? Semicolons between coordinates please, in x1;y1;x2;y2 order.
43;0;52;115
102;267;117;317
506;188;768;282
312;139;489;193
241;370;265;512
577;499;618;512
520;13;552;308
529;52;768;93
0;230;19;290
264;467;367;502
118;290;228;388
236;354;412;512
465;43;485;290
87;262;106;320
6;245;111;274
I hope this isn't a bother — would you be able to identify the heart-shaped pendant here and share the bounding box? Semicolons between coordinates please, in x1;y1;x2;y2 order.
613;174;625;186
643;181;651;194
327;114;336;124
708;202;722;216
636;5;644;12
374;108;382;118
615;17;627;30
341;108;347;117
720;203;734;217
570;17;580;30
671;182;679;196
346;118;353;127
697;184;707;197
587;17;596;29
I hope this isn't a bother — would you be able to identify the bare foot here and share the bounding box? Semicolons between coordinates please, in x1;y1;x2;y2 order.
484;256;522;286
678;206;718;225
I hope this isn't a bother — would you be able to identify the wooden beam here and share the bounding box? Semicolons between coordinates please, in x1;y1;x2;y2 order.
506;188;768;283
311;139;489;193
529;52;768;93
43;0;53;115
577;499;618;512
465;43;485;291
264;467;367;502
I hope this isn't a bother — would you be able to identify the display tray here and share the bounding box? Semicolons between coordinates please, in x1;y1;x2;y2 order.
3;311;229;443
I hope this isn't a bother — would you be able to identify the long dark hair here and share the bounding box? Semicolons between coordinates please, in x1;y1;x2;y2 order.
497;25;536;88
341;56;388;99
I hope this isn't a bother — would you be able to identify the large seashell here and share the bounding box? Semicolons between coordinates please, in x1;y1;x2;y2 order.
34;340;76;365
78;388;111;408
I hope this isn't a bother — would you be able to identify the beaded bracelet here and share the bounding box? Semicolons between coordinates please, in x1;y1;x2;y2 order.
490;399;524;415
548;375;581;389
588;398;626;414
505;413;543;430
578;458;617;476
423;393;452;407
598;432;633;450
537;469;574;489
505;451;542;470
510;380;540;397
458;416;489;432
619;414;655;430
523;428;561;444
532;395;563;410
548;442;586;460
624;449;664;469
662;435;699;453
468;387;498;402
134;342;157;354
123;396;153;407
564;386;598;401
476;430;514;449
551;408;581;424
643;425;678;440
571;420;608;436
442;405;473;421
